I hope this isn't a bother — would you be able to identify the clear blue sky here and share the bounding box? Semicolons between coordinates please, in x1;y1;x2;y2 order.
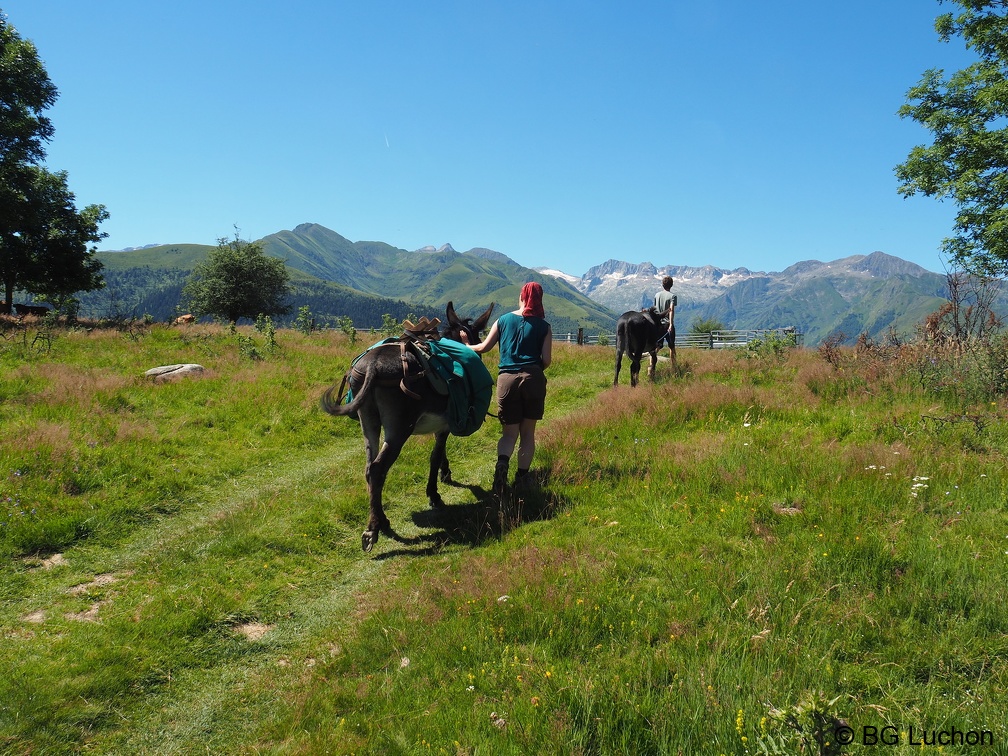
4;1;975;275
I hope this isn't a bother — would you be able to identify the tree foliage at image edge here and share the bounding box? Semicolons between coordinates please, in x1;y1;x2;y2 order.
897;0;1008;276
0;13;108;313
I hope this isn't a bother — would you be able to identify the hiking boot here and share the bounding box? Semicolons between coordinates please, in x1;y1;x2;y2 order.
513;469;535;493
492;459;510;499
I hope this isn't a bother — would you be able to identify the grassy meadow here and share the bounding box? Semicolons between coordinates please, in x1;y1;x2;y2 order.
1;319;1007;754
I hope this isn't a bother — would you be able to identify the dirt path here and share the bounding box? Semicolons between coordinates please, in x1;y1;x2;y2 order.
7;439;401;751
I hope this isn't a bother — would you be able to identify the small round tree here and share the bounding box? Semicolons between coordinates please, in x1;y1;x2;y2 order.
182;232;290;324
690;317;725;335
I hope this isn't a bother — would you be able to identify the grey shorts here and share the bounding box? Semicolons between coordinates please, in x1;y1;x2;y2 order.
497;366;547;425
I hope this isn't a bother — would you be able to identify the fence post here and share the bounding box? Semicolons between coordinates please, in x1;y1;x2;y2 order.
577;327;584;345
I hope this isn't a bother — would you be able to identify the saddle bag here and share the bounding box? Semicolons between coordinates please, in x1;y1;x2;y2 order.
340;336;493;437
425;338;493;437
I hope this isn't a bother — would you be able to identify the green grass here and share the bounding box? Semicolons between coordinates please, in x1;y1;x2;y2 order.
1;322;1006;754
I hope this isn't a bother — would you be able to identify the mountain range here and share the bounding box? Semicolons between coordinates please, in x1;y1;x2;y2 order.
86;224;614;337
545;252;957;344
83;222;965;344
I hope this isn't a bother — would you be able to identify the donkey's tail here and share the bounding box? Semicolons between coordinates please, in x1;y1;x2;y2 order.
321;363;374;417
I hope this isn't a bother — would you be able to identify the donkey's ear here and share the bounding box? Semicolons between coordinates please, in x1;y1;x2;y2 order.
474;302;495;332
446;301;461;325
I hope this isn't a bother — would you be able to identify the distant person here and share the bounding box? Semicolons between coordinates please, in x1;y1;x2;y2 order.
654;275;677;366
463;281;553;496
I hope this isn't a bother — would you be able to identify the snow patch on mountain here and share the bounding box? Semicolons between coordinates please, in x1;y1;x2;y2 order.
537;259;765;313
537;268;580;285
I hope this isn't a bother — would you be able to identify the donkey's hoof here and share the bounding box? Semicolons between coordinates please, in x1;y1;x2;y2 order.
362;530;378;552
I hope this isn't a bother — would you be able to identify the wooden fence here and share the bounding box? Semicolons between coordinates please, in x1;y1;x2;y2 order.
556;328;804;349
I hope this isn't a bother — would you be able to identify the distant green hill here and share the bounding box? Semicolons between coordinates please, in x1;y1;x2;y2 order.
81;243;418;328
82;225;618;333
259;224;617;334
692;254;952;344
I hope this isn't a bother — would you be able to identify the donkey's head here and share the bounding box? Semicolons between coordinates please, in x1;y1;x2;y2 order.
443;301;495;344
643;306;665;326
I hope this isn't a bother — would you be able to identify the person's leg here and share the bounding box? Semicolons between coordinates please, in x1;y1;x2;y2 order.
515;367;546;483
494;423;519;495
513;418;539;489
497;424;519;458
493;372;522;495
515;418;537;472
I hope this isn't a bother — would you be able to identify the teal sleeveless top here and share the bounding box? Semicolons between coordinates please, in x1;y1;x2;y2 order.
496;312;549;373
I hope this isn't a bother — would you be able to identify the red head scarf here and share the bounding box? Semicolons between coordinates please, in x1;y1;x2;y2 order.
520;281;545;318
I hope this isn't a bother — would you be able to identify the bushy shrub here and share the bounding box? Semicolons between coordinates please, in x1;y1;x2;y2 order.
745;330;797;360
820;312;1008;407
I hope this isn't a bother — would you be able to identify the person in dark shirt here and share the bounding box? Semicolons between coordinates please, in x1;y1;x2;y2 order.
463;281;553;495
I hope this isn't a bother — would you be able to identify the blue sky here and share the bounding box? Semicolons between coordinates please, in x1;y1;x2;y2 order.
4;1;975;275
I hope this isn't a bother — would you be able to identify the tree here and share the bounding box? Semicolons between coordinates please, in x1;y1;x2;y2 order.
0;14;55;167
4;166;108;314
182;232;291;323
0;14;108;314
896;1;1008;276
690;316;725;334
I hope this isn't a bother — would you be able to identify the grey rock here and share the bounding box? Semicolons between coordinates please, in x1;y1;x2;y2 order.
145;364;205;381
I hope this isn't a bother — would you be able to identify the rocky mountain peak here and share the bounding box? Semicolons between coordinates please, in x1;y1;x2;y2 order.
584;259;659;279
415;243;457;254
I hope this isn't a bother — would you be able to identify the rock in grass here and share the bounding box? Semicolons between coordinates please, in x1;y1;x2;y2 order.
145;364;205;381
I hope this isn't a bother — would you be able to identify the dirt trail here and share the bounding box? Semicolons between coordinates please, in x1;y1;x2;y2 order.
9;439;396;752
17;440;376;614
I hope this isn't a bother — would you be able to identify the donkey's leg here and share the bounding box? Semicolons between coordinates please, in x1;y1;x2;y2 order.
614;346;624;385
362;435;409;552
428;431;449;507
359;410;398;552
438;438;452;484
630;355;642;387
647;348;658;381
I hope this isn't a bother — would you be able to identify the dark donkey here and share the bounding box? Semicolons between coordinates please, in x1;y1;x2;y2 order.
613;307;666;386
320;302;494;552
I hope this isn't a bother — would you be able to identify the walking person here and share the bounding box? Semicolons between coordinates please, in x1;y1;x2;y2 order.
654;275;677;368
462;281;552;496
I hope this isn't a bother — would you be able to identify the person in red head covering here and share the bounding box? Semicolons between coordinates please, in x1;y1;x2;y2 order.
463;281;553;496
519;281;545;318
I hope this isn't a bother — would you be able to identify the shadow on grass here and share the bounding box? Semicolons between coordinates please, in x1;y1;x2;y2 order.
373;470;570;560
